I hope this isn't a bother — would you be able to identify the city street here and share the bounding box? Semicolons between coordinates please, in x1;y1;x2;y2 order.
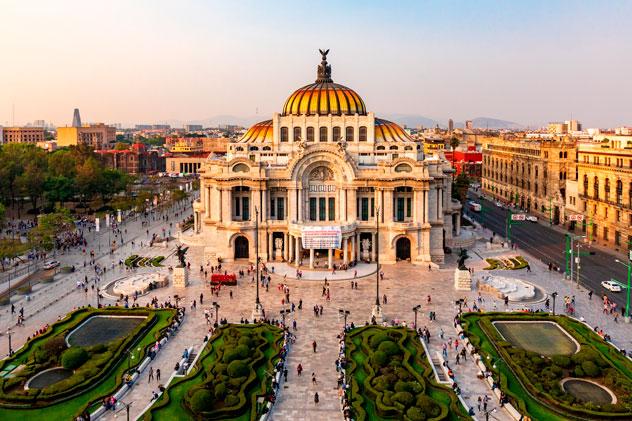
467;194;631;313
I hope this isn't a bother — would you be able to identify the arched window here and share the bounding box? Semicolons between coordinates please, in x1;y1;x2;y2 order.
306;127;314;142
376;145;385;151
332;126;341;141
280;127;288;142
249;146;259;151
559;151;563;158
404;146;413;151
263;146;271;151
593;176;599;200
359;126;367;142
293;126;301;141
235;146;244;152
319;126;327;142
346;126;354;141
394;164;412;173
389;145;398;150
232;163;250;173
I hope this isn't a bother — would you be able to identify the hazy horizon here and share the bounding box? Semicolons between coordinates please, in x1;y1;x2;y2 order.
1;0;631;129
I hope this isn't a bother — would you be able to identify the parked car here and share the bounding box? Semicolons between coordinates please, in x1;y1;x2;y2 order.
526;215;538;222
601;280;622;292
43;260;60;270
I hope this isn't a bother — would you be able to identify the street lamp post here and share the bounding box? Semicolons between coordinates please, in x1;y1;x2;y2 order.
212;301;220;326
551;292;558;316
614;259;631;323
371;207;383;322
7;328;12;356
115;400;133;421
339;309;350;328
412;305;421;329
252;207;264;320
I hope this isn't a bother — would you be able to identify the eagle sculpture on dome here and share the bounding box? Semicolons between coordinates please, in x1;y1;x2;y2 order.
317;49;332;82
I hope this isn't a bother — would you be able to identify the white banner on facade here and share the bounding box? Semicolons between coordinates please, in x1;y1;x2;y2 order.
301;226;342;249
106;214;110;227
117;209;122;223
95;217;100;232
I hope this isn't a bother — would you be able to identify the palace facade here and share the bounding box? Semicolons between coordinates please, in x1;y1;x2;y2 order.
188;51;461;266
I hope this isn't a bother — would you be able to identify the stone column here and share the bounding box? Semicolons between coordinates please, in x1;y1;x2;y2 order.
295;236;300;266
348;189;357;223
384;189;394;223
298;188;304;222
455;214;461;236
351;235;356;263
221;188;231;223
309;248;315;269
193;211;199;233
413;190;419;223
288;187;296;223
356;233;361;261
343;237;348;264
438;187;443;217
284;232;289;261
423;189;429;224
371;232;376;262
328;248;333;269
251;189;260;222
205;186;211;218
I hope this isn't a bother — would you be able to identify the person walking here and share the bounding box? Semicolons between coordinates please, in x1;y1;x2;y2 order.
156;368;161;381
297;363;303;376
148;366;154;383
312;340;317;353
283;368;288;382
312;372;317;385
314;392;319;404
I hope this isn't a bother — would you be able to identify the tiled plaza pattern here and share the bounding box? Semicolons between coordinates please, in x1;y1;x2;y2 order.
1;208;631;421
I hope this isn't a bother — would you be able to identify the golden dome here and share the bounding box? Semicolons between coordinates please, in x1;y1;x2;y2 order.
240;119;273;143
282;50;366;117
375;118;414;142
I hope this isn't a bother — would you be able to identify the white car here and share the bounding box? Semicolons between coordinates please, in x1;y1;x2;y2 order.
601;280;622;292
526;216;538;222
495;201;504;208
43;260;60;270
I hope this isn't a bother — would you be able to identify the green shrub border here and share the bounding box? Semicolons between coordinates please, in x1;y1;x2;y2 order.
0;307;176;409
461;312;632;420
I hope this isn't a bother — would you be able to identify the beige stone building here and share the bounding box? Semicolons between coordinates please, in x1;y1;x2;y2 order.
2;127;45;144
482;136;576;223
185;52;461;266
570;138;632;252
57;123;116;149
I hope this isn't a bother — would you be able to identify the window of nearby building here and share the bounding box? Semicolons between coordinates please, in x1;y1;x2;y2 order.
333;126;341;141
277;197;285;220
307;127;315;142
616;231;621;246
309;198;317;221
346;126;354;141
318;198;326;221
359;126;367;142
280;127;288;142
293;126;301;141
319;126;327;142
603;227;608;241
593;176;599;200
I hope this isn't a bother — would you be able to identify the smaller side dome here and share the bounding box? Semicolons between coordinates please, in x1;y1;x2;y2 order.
239;120;273;143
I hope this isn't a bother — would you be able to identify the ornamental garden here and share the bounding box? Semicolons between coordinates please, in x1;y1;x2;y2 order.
0;307;176;420
146;324;284;421
344;326;468;420
460;312;632;420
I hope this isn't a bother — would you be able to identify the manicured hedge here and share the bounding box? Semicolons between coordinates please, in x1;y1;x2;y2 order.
345;326;468;420
146;324;283;421
0;307;176;411
461;312;632;420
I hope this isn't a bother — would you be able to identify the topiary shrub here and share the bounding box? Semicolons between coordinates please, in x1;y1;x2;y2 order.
224;394;240;407
416;395;440;418
552;355;571;368
61;347;89;370
581;361;601;377
227;360;249;378
392;391;414;407
370;333;390;348
377;340;400;356
190;389;213;412
238;336;254;348
372;350;389;367
406;406;428;421
574;366;585;377
214;382;227;399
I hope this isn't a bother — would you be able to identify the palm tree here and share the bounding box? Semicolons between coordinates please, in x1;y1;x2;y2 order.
449;136;460;180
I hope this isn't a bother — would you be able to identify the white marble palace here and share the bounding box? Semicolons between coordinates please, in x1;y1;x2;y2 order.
189;50;461;267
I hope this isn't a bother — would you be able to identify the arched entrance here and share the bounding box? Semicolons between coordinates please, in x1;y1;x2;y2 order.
395;237;411;261
234;236;249;259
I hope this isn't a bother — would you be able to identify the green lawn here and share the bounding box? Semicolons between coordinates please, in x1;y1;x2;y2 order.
0;308;176;420
145;324;283;421
461;312;632;421
345;326;469;421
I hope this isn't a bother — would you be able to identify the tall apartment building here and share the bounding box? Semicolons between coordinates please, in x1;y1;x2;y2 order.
481;136;576;224
57;123;116;149
1;127;45;144
570;138;632;252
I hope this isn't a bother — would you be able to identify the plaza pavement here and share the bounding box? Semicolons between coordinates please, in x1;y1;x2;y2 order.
1;212;630;421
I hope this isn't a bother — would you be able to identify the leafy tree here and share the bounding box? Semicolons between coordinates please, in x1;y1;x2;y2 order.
0;239;30;271
28;208;75;251
47;150;77;179
0;202;5;227
452;172;470;204
114;142;130;150
44;176;76;206
75;157;103;205
98;169;129;205
17;147;48;210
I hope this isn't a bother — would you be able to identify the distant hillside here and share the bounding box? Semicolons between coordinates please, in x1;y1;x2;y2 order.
468;117;524;130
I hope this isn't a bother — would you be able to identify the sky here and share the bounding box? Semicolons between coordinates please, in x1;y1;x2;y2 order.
1;0;631;128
